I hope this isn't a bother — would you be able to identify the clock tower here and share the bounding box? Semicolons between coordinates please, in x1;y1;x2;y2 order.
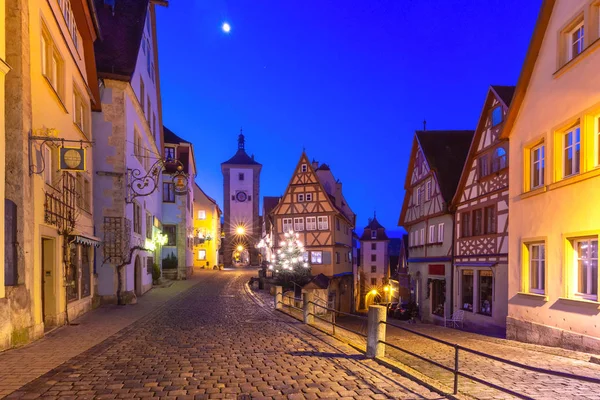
221;131;262;266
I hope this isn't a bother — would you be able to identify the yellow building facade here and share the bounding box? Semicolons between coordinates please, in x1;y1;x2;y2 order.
503;0;600;352
192;183;222;270
2;0;100;350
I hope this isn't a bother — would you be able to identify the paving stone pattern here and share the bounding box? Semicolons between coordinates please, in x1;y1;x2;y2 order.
5;271;442;399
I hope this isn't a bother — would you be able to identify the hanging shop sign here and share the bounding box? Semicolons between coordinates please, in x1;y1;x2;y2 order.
60;147;86;171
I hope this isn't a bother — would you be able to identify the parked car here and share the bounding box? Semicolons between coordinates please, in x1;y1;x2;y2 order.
393;301;419;321
385;302;399;316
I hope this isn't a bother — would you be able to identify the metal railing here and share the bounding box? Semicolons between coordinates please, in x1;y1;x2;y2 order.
272;286;600;399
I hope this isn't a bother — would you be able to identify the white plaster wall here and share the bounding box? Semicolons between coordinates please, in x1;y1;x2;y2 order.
229;167;254;233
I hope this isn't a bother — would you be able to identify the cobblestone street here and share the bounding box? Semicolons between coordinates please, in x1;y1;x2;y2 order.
3;270;441;400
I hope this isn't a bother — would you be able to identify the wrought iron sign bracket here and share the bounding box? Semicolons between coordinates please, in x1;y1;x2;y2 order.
126;158;189;204
28;130;94;176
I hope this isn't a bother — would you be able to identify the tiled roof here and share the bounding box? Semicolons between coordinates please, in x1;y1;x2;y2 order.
94;0;149;80
304;273;330;289
416;130;474;204
164;126;190;144
263;196;281;217
222;150;261;166
491;85;516;107
360;217;388;241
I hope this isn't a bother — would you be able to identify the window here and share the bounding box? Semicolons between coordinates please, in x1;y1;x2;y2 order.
297;194;304;202
140;79;145;109
335;252;340;264
146;212;153;239
575;238;598;300
563;126;581;177
133;202;142;235
197;210;206;220
428;225;435;243
306;217;316;231
529;243;545;294
484;206;496;234
569;22;584;61
479;271;493;316
282;218;293;233
531;144;545;189
472;209;483;236
134;130;143;163
164;225;176;246
293;217;304;232
75;173;90;211
197;250;206;260
437;223;444;243
73;89;87;134
371;254;376;262
146;37;152;77
425;180;432;201
420;228;425;245
371;278;377;286
336;219;340;231
67;244;79;302
461;270;474;311
57;0;79;49
239;173;245;181
301;164;307;172
416;186;422;205
371;243;376;250
491;106;502;127
431;279;445;317
317;216;328;230
492;147;507;173
306;193;313;201
478;154;490;178
371;266;376;273
165;147;175;160
461;213;471;238
311;251;322;264
41;28;64;97
43;145;53;185
162;183;175;202
371;230;377;239
81;246;91;298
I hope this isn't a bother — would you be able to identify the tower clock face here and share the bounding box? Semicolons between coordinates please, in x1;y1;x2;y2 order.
236;191;248;202
63;149;82;169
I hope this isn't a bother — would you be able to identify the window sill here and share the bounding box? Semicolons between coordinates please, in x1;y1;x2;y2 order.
558;297;600;306
554;37;600;79
517;291;549;301
520;186;547;200
548;168;600;191
43;76;68;113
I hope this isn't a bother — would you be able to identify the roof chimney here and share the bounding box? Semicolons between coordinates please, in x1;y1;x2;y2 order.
312;159;319;170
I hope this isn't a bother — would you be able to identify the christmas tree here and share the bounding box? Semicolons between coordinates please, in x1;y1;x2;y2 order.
271;230;310;276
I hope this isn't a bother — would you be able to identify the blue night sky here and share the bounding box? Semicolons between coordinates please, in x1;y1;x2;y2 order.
157;0;542;237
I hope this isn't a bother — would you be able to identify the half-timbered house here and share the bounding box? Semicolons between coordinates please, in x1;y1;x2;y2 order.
271;153;356;313
399;130;474;323
451;85;515;335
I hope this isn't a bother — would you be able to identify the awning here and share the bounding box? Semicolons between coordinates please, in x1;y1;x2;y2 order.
69;234;102;247
455;262;497;267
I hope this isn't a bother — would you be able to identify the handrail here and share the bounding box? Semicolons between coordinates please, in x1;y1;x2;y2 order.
311;313;368;338
308;301;368;320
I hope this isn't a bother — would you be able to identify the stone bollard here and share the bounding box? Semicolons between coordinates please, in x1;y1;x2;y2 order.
275;286;282;310
303;292;314;325
366;305;387;358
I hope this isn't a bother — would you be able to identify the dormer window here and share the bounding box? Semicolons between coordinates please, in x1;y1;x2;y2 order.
301;164;307;172
371;230;377;239
165;147;175;160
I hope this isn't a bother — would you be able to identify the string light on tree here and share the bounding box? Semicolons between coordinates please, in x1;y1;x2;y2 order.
273;230;310;274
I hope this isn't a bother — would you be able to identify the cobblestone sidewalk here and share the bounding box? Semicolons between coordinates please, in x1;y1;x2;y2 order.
0;274;202;398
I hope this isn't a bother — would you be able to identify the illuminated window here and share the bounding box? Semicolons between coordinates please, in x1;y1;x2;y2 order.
531;144;545;189
282;218;293;232
310;251;322;264
293;217;304;232
529;243;545;294
305;217;316;231
491;106;502;126
197;210;206;220
575;238;598;300
317;216;328;230
197;250;206;260
563;126;581;178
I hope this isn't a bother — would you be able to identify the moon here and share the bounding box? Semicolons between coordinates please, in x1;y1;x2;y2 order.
222;22;231;33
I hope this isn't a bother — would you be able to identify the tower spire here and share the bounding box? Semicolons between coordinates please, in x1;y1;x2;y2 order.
238;128;245;150
423;119;427;131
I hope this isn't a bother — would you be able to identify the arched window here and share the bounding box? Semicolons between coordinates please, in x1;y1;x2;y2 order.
492;147;507;172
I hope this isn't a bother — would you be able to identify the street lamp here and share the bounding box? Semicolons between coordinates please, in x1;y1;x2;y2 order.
235;226;245;235
236;245;245;252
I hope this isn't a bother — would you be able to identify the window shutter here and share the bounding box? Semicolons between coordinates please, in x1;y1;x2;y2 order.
322;251;332;265
5;199;18;286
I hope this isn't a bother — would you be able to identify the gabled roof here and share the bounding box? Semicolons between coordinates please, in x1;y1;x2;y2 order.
416;130;475;203
303;273;330;290
451;85;515;207
501;0;556;139
164;126;190;144
263;196;281;216
94;0;149;80
360;216;389;241
222;150;261;166
194;182;221;214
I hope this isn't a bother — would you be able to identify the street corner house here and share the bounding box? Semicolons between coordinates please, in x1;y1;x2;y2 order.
192;183;222;270
2;0;101;350
502;0;600;353
399;130;474;324
451;85;515;336
357;215;391;312
270;152;356;313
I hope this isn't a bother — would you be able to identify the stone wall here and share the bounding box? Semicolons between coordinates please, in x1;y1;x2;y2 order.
507;316;600;355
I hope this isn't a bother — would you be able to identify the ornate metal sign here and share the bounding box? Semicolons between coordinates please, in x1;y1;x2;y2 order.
126;159;189;203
